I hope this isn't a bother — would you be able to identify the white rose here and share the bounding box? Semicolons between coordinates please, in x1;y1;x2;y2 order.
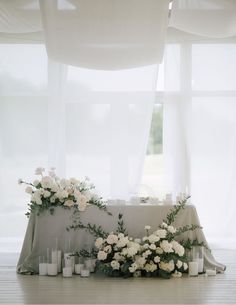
183;262;188;270
142;236;148;242
145;225;151;230
50;195;56;203
149;244;156;250
171;241;185;257
159;260;175;272
121;248;128;256
144;262;157;273
135;256;146;267
168;226;176;234
64;199;74;207
118;233;124;239
107;234;118;245
74;190;82;199
117;237;129;248
33;179;40;187
31;190;42;205
176;260;183;269
160;240;173;253
161;222;168;228
134;238;141;244
172;270;182;278
155;229;167;239
104;245;112;253
142;250;152;258
31;192;42;205
113;252;123;261
154;255;160;263
111;260;120;270
41;176;53;189
143;243;149;250
129;263;138;273
127;246;138;257
43;190;51;198
148;234;160;243
77;195;88;211
25;186;33;194
156;247;164;254
97;251;107;261
35;167;45;175
70;177;79;185
60;178;70;188
50;183;59;193
95;237;104;249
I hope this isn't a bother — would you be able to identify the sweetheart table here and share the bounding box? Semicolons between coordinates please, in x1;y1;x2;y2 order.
17;204;226;274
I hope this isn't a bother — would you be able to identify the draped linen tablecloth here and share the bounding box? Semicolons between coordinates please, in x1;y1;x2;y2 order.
17;204;226;274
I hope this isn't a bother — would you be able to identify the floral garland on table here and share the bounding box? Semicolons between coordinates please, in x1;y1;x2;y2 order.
18;167;111;217
77;198;206;279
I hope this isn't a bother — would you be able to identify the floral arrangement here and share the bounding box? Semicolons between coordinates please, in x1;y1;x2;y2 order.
86;198;204;279
18;167;110;217
94;224;189;278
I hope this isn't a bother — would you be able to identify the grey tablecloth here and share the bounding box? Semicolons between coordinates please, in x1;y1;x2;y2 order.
17;204;226;274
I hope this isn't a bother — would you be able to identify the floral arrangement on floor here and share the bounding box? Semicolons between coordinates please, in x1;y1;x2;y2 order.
77;198;205;279
18;167;111;217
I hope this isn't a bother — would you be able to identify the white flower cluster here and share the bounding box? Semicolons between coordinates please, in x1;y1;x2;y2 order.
19;167;99;213
95;222;188;278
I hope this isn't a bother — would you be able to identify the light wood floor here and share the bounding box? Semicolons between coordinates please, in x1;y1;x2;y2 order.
0;249;235;304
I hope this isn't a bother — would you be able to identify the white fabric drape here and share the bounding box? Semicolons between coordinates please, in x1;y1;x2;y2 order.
39;0;169;69
163;41;236;248
0;0;41;33
169;0;236;38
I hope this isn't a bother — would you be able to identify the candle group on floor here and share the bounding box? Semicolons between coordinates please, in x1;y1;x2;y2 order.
38;252;94;277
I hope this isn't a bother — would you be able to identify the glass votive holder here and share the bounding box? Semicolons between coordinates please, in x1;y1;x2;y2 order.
190;246;204;274
205;268;216;276
80;268;90;277
39;256;47;276
62;266;72;277
64;253;75;273
74;257;84;275
75;263;84;275
84;258;97;273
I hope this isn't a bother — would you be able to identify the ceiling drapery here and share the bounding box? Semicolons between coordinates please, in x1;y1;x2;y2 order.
39;0;169;69
1;0;236;64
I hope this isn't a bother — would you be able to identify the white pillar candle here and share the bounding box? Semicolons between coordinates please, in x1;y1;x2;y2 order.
63;267;72;277
80;269;90;277
205;269;216;276
47;263;58;276
188;262;198;276
39;263;47;276
198;258;204;273
75;264;84;275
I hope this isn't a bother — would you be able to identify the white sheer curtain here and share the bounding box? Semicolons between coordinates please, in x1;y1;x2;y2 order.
163;25;236;247
0;0;166;247
0;43;158;243
50;63;159;200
